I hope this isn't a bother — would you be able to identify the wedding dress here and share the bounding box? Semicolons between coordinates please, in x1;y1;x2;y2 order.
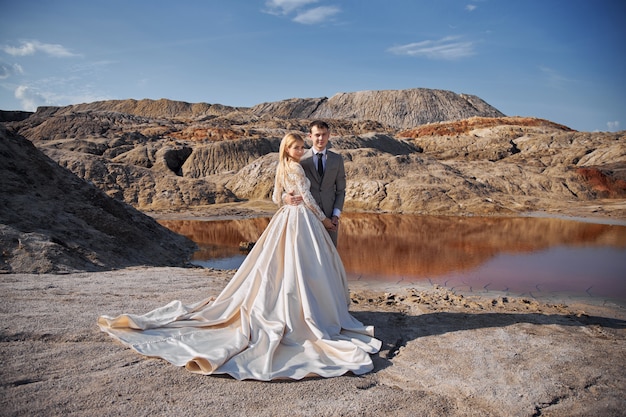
98;162;381;380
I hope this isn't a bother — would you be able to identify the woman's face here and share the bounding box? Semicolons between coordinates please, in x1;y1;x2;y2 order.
287;140;305;162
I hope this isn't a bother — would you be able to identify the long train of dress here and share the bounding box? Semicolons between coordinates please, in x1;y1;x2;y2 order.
98;203;382;380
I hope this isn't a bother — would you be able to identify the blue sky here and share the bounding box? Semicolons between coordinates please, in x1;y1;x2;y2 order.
1;0;624;132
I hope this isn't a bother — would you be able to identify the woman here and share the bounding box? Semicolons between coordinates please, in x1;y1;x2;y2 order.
98;132;381;381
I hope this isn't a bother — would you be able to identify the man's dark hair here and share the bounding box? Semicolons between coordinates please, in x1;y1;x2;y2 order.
309;120;330;132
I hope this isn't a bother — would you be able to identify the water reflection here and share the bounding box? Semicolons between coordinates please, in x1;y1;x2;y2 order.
159;214;626;304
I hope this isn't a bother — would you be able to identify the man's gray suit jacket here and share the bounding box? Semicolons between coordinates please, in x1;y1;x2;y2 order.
300;148;346;245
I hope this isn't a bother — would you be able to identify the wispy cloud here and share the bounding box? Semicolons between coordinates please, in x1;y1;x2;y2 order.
293;6;340;24
0;61;23;79
607;121;620;131
538;66;576;88
465;4;477;12
1;40;78;58
265;0;319;15
264;0;339;24
388;36;476;60
67;60;116;74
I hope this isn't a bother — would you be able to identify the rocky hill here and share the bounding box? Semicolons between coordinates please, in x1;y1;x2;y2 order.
251;88;504;129
1;88;625;272
0;125;196;273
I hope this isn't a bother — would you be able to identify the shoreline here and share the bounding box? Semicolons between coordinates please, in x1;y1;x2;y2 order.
201;267;626;314
347;277;626;319
144;199;626;223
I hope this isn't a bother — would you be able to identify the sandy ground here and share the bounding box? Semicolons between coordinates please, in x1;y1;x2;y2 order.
1;266;625;417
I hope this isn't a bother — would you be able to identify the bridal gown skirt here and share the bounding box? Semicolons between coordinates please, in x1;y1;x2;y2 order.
98;204;382;381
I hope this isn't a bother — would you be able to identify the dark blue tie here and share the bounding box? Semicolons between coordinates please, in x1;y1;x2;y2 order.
317;153;324;177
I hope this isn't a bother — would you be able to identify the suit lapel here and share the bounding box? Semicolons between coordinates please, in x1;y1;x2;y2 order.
304;148;338;183
301;149;320;182
324;151;337;178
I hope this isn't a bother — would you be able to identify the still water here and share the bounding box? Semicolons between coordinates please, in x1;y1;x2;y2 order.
159;214;626;306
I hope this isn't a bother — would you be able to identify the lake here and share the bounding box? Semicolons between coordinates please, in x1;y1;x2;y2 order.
159;213;626;306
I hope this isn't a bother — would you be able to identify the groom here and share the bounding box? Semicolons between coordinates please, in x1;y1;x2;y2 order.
286;120;346;246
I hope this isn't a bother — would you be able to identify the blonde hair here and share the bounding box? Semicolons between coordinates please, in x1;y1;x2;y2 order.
274;132;305;200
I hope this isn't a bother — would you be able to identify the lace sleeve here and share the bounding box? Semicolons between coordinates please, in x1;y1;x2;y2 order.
288;164;326;222
271;171;283;206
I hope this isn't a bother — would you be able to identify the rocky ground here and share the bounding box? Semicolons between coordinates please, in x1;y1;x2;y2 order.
1;267;624;417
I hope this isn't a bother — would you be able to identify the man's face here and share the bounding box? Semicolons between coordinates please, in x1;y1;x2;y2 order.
309;126;330;152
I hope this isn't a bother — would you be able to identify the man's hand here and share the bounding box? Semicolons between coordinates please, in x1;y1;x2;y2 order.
323;218;337;231
283;191;303;206
331;215;339;229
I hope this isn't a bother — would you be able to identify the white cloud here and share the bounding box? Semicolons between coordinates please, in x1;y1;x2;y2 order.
2;40;78;58
14;81;109;111
14;85;49;111
293;5;340;24
265;0;318;15
607;121;620;131
466;4;477;11
0;62;23;79
388;36;475;60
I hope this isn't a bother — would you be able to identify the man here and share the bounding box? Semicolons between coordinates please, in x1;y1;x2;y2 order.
285;120;346;246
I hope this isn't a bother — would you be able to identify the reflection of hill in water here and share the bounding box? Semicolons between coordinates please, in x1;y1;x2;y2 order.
160;214;626;277
158;218;270;260
339;214;626;278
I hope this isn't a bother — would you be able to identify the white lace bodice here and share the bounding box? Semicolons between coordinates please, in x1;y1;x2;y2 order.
272;162;326;221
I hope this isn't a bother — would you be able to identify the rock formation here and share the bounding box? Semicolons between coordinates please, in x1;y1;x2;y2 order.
251;88;504;129
1;88;625;273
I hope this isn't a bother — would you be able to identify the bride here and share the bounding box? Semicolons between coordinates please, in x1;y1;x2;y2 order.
98;132;382;381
